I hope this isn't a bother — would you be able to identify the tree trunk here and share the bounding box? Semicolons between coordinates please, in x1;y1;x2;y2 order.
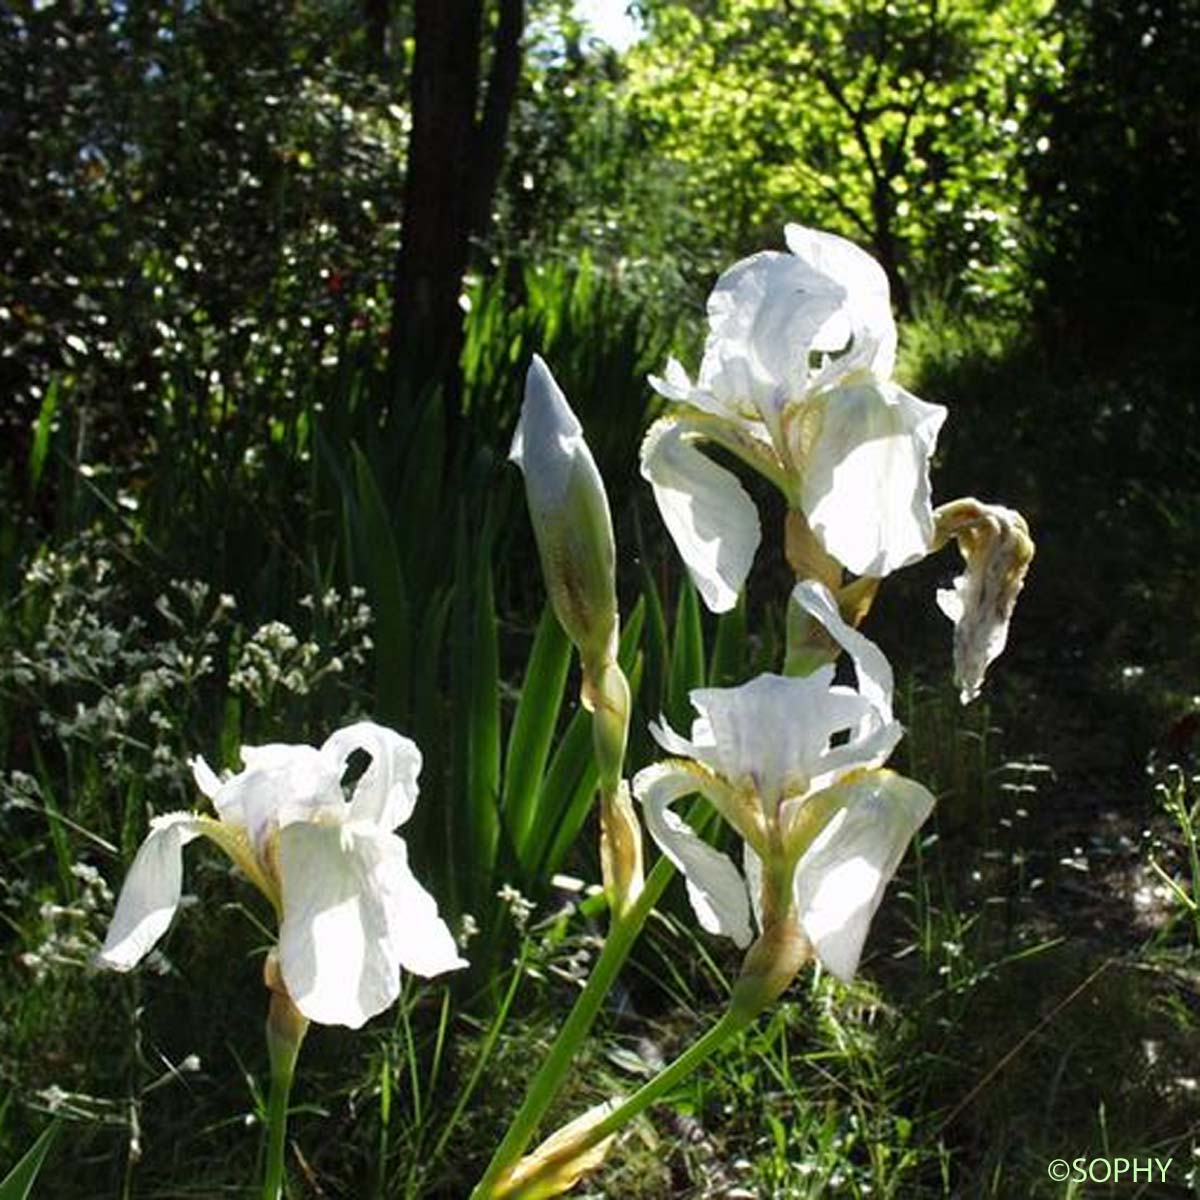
388;0;524;414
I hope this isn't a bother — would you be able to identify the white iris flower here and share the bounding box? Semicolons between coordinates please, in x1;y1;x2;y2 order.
641;224;947;612
632;581;934;982
97;721;465;1027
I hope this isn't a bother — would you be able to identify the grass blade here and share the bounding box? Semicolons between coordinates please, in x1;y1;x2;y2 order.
27;379;59;498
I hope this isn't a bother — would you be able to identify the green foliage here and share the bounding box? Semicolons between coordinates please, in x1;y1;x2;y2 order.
621;0;1061;310
491;5;712;320
0;0;406;485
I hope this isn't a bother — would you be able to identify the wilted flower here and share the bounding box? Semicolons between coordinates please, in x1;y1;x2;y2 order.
633;581;933;1001
934;498;1035;703
97;721;465;1027
641;224;946;612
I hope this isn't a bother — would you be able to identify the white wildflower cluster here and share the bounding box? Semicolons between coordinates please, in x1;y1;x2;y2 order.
19;862;114;984
496;883;536;931
4;542;234;786
228;586;372;707
4;536;375;803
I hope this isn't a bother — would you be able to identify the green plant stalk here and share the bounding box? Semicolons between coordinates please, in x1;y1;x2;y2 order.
580;1006;750;1147
469;854;676;1199
263;991;309;1200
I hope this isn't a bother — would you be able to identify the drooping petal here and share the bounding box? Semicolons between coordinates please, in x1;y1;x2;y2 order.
801;379;946;578
277;823;464;1028
215;743;343;850
96;813;206;970
384;833;468;978
639;416;761;613
793;771;934;981
632;763;753;947
321;721;423;831
784;224;898;382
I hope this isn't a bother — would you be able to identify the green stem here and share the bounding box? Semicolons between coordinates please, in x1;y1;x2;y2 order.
469;854;675;1199
262;991;309;1200
585;1007;750;1146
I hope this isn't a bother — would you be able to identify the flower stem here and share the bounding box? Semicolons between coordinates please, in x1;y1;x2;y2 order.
469;852;675;1199
262;991;309;1200
586;1007;750;1144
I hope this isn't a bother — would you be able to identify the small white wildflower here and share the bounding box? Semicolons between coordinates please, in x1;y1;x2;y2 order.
496;884;535;930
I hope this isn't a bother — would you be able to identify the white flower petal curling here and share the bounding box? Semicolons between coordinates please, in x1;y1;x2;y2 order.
639;416;761;613
794;771;934;981
703;249;845;409
96;813;206;971
632;763;753;948
935;500;1034;704
686;671;868;814
783;223;897;381
191;755;223;800
386;834;468;978
801;379;947;578
321;720;422;830
789;579;895;727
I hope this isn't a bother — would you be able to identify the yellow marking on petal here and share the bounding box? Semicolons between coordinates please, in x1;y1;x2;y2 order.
191;814;282;913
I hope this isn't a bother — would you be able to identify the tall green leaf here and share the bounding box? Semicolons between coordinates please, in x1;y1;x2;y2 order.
27;379;59;497
503;604;572;866
708;593;748;688
666;577;705;728
451;508;501;918
351;444;411;725
0;1122;58;1200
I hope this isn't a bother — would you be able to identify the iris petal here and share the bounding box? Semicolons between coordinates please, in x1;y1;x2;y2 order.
632;763;753;947
96;813;206;970
321;721;423;831
801;379;946;578
794;771;934;980
640;416;761;613
277;823;461;1028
